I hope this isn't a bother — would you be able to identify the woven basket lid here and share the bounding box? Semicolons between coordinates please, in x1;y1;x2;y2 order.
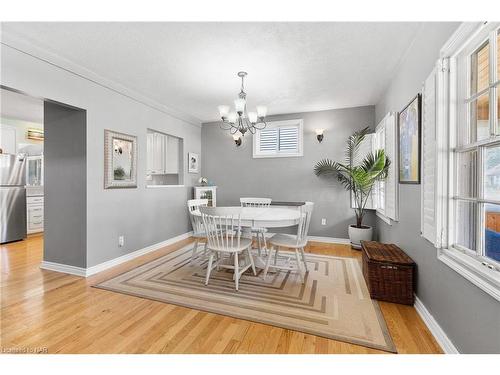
361;241;415;266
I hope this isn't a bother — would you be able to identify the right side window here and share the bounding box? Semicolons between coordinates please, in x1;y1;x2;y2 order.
454;28;500;265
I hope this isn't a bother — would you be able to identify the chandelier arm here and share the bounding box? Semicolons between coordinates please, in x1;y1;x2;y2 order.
219;121;233;130
253;120;267;130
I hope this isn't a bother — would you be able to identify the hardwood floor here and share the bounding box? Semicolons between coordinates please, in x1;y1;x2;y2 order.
0;235;442;354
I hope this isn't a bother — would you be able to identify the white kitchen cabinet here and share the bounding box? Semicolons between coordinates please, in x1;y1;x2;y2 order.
146;130;182;179
0;124;17;154
27;196;44;234
148;132;166;174
165;136;179;174
26;155;44;186
146;132;154;175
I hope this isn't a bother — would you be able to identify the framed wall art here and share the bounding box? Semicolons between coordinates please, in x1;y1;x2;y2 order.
398;94;421;184
104;129;137;188
188;152;199;173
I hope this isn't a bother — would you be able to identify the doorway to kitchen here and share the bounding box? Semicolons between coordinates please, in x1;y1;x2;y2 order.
1;86;87;271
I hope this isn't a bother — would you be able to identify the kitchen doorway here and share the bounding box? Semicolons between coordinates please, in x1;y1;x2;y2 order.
1;86;87;270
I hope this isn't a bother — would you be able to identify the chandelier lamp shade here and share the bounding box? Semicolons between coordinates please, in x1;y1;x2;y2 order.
218;71;267;135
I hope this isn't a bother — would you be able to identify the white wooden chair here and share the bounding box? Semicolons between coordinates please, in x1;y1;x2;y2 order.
263;202;314;283
200;206;256;291
187;199;209;264
240;197;272;256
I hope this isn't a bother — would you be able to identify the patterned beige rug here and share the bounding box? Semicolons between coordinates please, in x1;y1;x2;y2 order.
95;244;396;353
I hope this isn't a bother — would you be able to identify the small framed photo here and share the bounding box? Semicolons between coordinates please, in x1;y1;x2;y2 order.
188;152;199;173
398;94;421;184
104;129;137;189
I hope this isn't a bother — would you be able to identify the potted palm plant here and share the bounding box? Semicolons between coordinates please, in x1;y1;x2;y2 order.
314;127;390;249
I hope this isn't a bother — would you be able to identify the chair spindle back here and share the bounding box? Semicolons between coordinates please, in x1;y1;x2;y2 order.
296;202;314;246
187;199;209;235
200;206;243;252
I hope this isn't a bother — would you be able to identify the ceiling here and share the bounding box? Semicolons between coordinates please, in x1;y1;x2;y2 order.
1;88;44;124
2;22;424;123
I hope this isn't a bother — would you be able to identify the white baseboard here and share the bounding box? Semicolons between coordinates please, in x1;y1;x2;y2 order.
40;231;193;278
262;232;350;245
40;261;87;277
414;295;459;354
85;231;193;276
307;236;351;245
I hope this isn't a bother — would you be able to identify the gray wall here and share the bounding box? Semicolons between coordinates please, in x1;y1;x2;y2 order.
1;41;202;268
202;106;377;238
375;22;500;353
44;102;86;267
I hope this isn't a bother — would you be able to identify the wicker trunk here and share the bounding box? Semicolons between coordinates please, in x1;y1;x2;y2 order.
361;241;416;305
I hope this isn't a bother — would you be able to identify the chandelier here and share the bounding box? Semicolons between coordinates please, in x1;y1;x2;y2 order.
217;71;267;135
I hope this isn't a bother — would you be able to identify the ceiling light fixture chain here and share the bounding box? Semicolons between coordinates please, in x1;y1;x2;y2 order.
218;71;267;136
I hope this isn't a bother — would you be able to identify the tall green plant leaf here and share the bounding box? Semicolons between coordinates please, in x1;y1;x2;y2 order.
313;127;390;228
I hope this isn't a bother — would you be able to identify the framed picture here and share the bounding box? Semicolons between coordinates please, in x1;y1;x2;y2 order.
398;94;421;184
188;152;199;173
104;130;137;188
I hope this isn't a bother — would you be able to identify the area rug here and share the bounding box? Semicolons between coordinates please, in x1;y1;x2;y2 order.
95;244;396;353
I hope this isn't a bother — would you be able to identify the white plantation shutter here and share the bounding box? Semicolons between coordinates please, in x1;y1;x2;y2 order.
351;133;376;210
369;112;398;222
278;126;299;152
383;112;398;221
258;128;278;152
253;119;303;158
421;68;437;244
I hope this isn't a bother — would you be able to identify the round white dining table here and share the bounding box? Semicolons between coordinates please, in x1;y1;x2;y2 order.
192;206;302;269
193;206;302;228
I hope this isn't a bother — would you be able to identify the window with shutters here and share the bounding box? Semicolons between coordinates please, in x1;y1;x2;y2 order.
451;26;500;268
373;112;398;224
433;22;500;301
253;119;303;158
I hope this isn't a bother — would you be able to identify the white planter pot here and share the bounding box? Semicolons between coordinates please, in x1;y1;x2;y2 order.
348;225;373;250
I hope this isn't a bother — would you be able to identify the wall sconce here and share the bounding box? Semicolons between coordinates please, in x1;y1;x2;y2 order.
315;129;324;143
233;133;242;147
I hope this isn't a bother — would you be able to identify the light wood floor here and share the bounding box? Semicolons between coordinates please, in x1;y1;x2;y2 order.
0;234;442;354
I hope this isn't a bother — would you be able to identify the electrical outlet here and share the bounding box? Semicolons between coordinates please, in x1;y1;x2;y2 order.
321;218;327;225
118;236;124;247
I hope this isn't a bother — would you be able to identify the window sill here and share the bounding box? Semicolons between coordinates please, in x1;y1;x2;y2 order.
146;185;185;188
252;152;303;159
376;211;393;225
438;247;500;302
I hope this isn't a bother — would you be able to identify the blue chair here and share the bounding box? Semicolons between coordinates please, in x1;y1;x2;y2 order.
485;229;500;262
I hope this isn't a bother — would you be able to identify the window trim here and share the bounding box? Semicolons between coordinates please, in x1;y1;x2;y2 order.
252;119;304;158
436;22;500;302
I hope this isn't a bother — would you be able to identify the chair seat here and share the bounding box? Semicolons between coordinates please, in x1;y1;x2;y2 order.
207;237;253;253
268;233;307;249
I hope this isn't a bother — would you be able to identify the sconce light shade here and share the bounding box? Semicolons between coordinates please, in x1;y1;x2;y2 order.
315;129;324;143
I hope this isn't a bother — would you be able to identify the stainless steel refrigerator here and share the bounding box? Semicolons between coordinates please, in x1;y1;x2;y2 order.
0;153;27;243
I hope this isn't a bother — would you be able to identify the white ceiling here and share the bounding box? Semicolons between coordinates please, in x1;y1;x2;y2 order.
2;22;424;123
1;88;44;124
